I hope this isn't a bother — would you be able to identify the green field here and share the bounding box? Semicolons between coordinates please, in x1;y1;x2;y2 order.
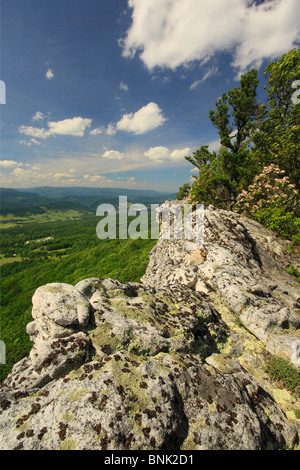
0;208;87;228
0;212;157;381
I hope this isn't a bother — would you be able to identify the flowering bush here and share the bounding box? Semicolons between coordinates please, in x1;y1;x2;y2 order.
235;165;299;238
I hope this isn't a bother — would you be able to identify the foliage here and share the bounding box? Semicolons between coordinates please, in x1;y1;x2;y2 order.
176;183;191;200
250;49;300;190
209;69;259;155
186;146;230;208
185;69;260;209
285;265;300;282
235;165;299;238
181;49;300;242
264;354;300;398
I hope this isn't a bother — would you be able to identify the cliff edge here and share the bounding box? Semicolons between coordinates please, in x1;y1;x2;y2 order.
0;204;299;450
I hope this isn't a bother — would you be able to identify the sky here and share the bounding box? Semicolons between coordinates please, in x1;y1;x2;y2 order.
0;0;299;192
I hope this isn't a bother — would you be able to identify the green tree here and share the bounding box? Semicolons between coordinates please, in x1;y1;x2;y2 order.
176;183;191;200
185;146;232;208
185;69;260;208
209;69;259;155
251;49;300;190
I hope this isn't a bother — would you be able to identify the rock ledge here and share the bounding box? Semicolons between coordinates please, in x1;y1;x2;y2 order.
0;205;299;450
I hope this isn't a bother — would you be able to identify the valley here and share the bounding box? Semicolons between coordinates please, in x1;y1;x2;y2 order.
0;188;165;381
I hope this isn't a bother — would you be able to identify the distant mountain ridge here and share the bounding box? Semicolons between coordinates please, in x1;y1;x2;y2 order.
16;186;171;198
0;187;176;213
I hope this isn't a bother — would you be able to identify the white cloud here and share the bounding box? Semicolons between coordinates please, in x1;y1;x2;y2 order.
102;150;125;160
208;139;221;152
190;80;201;91
19;126;51;140
32;111;45;121
11;167;28;177
0;160;20;168
190;66;219;89
116;102;166;135
90;126;105;136
121;0;300;76
144;146;170;162
45;68;54;80
19;138;41;147
52;172;75;180
83;174;114;183
169;147;191;160
144;146;191;163
120;81;129;91
47;117;92;137
19;117;92;140
89;123;117;136
30;138;41;146
105;123;117;136
20;140;32;147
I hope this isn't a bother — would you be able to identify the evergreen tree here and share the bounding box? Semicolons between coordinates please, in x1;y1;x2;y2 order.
185;69;260;208
250;49;300;190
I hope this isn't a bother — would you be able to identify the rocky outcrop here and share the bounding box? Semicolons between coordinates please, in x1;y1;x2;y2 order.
143;203;300;365
0;204;299;450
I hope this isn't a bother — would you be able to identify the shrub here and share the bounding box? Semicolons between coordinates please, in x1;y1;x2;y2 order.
235;165;299;238
285;265;300;281
264;354;300;398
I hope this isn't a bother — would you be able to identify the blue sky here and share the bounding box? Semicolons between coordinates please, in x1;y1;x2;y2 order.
1;0;299;192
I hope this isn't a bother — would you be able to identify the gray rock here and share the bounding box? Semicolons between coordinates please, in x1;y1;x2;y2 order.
31;283;91;329
142;203;300;365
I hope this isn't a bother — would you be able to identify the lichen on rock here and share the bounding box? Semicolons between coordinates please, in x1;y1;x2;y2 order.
0;204;299;450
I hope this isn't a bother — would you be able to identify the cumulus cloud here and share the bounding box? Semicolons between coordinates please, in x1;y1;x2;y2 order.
0;160;20;168
19;117;92;141
105;123;117;136
89;123;117;136
144;146;191;163
47;117;92;136
19;126;50;140
116;102;166;135
11;167;29;177
89;126;105;136
102;150;125;160
121;0;300;76
45;68;54;80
